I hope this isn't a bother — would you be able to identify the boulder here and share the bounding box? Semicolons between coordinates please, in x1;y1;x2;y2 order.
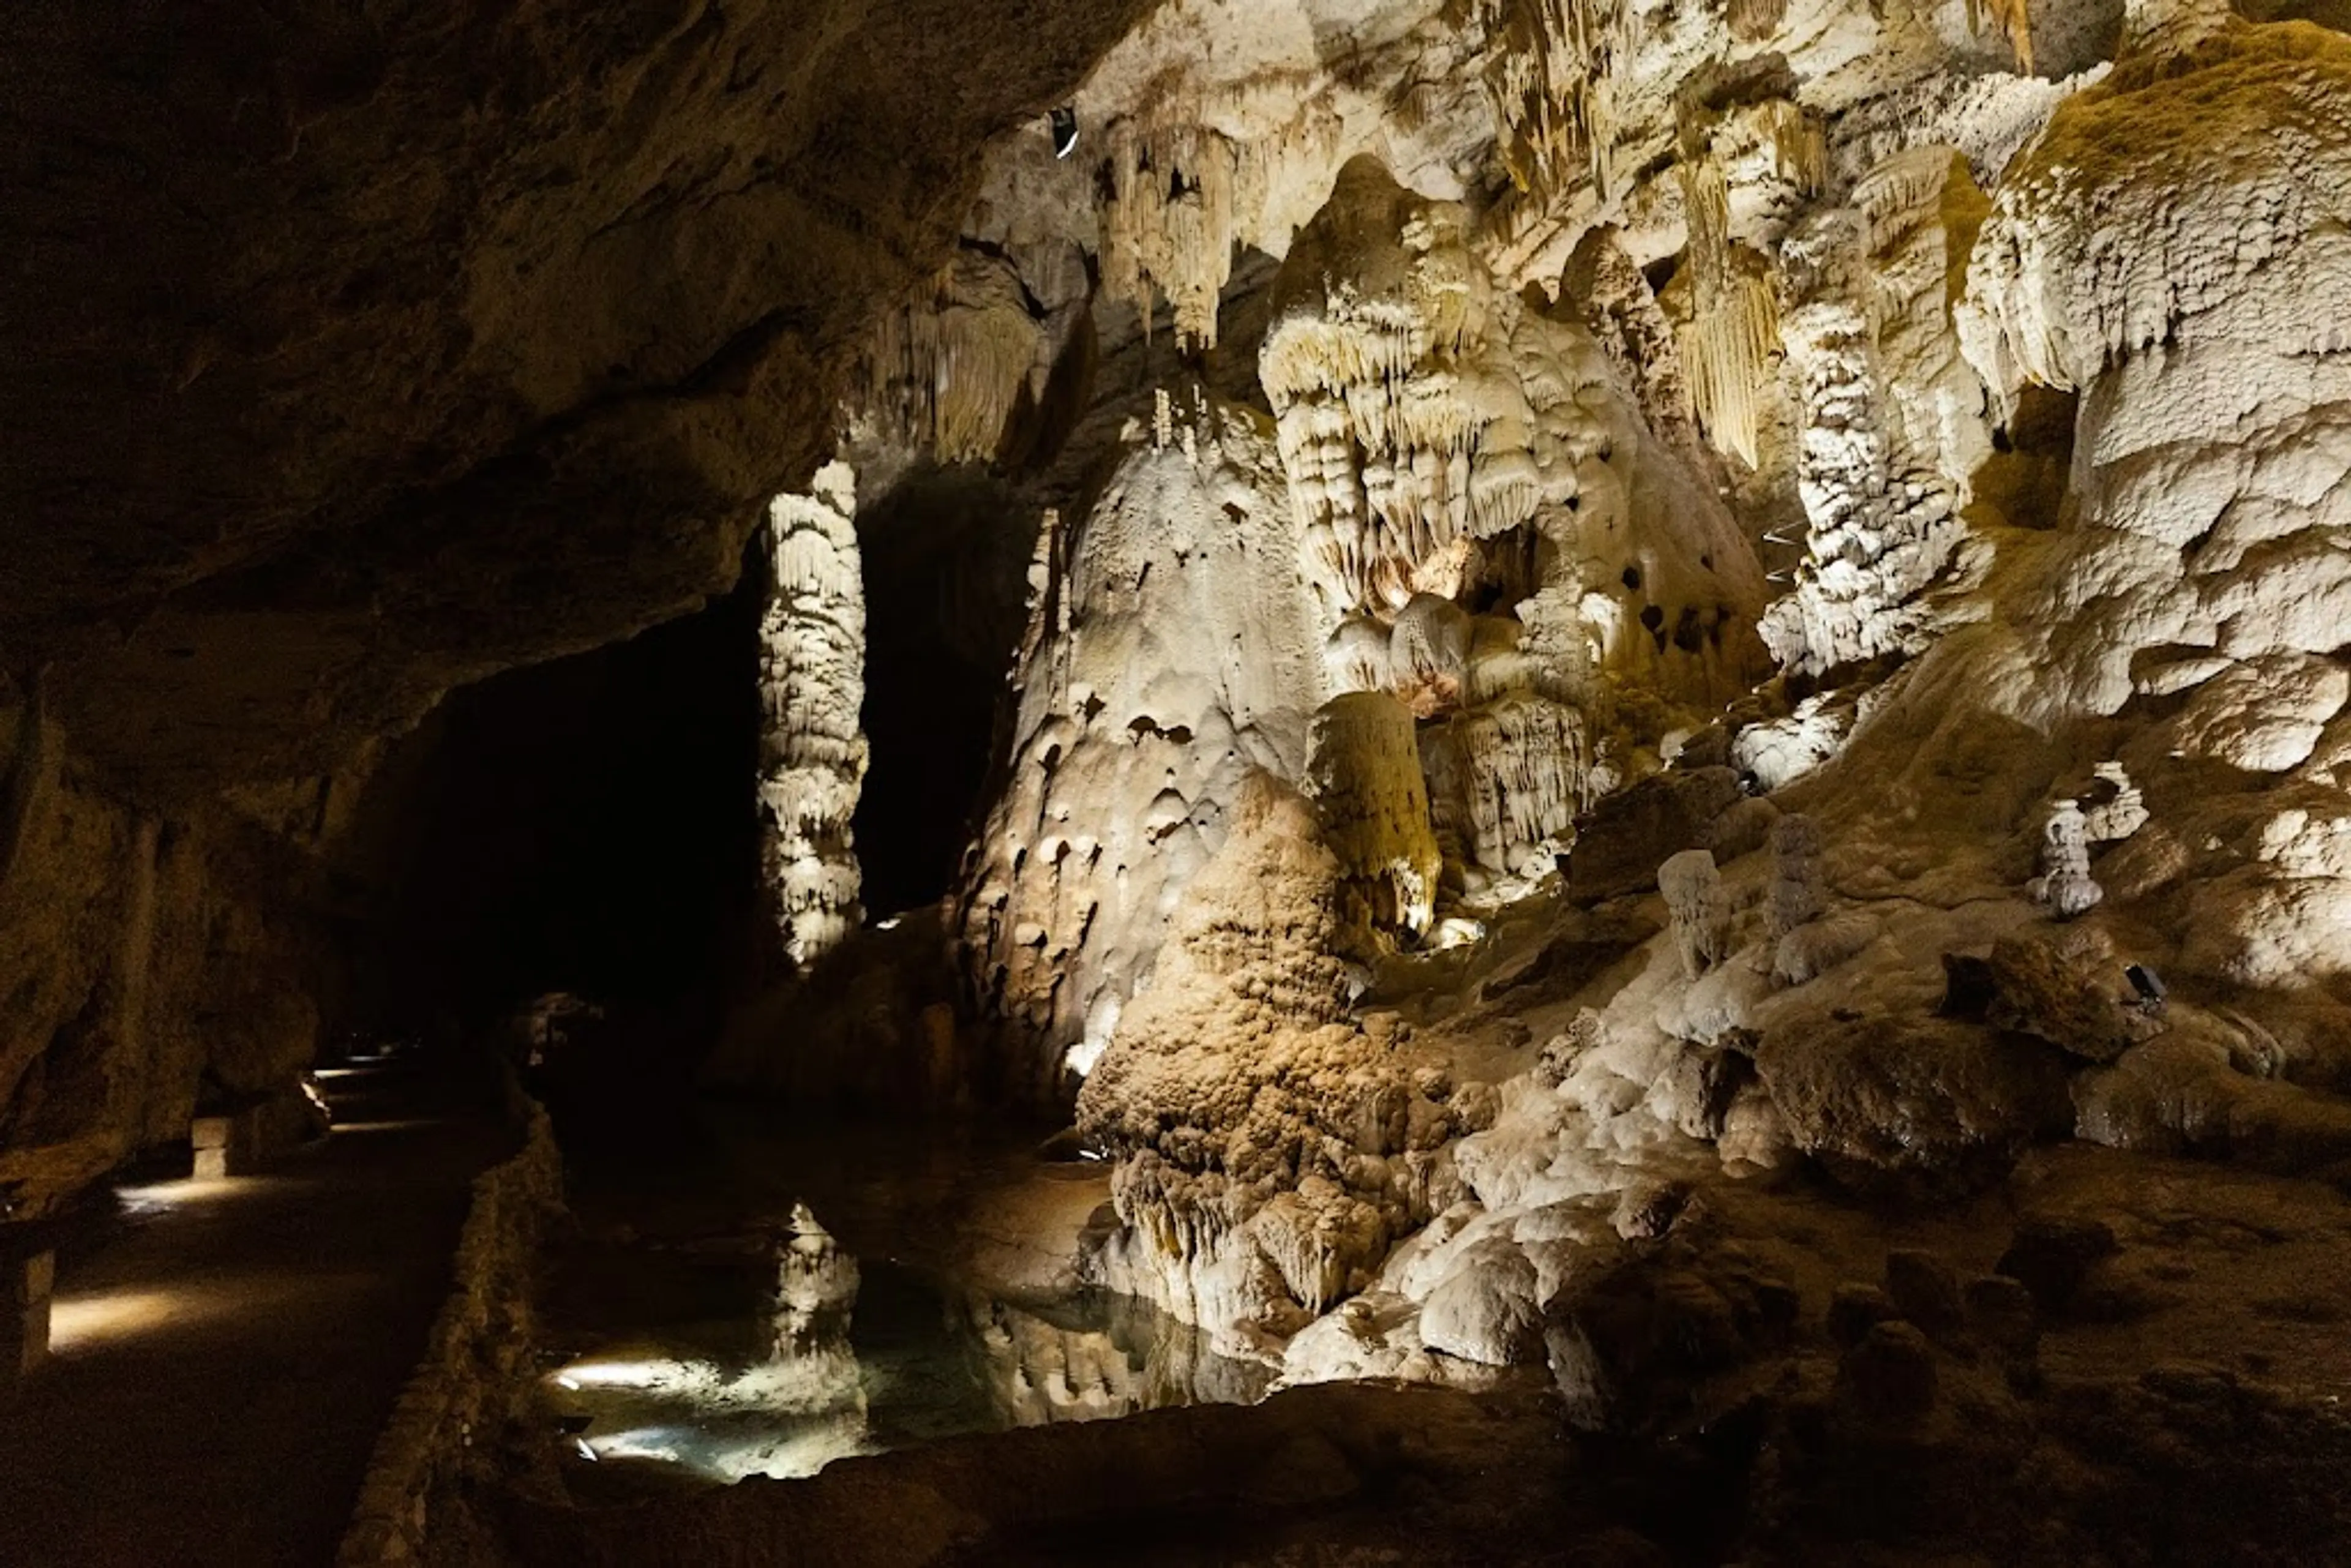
1419;1237;1545;1365
1982;928;2161;1063
1754;1013;2072;1196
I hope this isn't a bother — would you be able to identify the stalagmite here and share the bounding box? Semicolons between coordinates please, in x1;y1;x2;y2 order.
1761;149;1987;677
2027;800;2102;920
773;1202;861;1356
1659;848;1730;980
1767;814;1824;942
1562;225;1697;456
2080;762;2147;844
759;462;868;969
961;399;1325;1097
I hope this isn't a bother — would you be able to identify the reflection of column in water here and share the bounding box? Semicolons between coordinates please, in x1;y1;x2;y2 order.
774;1200;860;1352
966;1292;1184;1428
760;1202;868;1431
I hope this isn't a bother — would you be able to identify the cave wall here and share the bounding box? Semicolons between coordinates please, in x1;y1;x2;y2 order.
0;687;345;1218
2;0;1157;797
0;0;1159;1215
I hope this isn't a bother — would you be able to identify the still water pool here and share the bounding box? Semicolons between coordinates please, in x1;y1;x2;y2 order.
539;1106;1269;1497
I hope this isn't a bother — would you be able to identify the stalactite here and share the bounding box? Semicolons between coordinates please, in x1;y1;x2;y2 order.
855;252;1042;464
759;462;868;969
1449;694;1591;876
1727;0;1788;42
1674;153;1780;468
1259;167;1559;623
1680;273;1780;469
1097;110;1338;351
1480;0;1634;209
1760;100;1828;198
1968;0;2036;73
1564;225;1699;455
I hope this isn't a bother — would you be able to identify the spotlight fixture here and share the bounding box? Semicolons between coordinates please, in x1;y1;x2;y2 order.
1050;106;1079;159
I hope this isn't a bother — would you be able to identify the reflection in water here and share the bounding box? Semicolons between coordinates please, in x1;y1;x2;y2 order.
967;1289;1272;1428
549;1201;1269;1490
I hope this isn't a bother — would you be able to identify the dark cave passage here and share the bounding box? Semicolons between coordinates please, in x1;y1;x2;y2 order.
350;566;765;1041
853;468;1040;917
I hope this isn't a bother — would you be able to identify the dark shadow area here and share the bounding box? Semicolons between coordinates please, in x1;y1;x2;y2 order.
854;468;1038;916
343;561;763;1046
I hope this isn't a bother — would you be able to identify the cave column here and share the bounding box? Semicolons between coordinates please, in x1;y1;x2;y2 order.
759;462;868;969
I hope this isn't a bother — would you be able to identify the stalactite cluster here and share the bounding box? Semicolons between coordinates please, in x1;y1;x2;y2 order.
1098;108;1340;349
852;251;1044;465
1673;152;1782;468
1479;0;1635;208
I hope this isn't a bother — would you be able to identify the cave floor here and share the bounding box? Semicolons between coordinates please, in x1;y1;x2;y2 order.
0;1057;510;1567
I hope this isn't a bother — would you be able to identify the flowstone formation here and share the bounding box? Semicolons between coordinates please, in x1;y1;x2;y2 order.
1073;778;1477;1353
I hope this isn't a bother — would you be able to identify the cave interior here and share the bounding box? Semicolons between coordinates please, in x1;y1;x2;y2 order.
8;0;2351;1562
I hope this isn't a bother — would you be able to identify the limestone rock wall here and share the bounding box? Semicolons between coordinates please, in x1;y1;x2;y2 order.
2;0;1159;803
0;685;347;1220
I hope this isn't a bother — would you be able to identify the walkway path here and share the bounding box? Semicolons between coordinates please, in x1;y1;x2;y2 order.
0;1058;511;1567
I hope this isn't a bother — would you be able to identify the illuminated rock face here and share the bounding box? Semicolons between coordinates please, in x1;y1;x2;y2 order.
961;402;1326;1098
1947;23;2351;985
959;154;1772;1096
911;6;2351;1431
17;10;2351;1543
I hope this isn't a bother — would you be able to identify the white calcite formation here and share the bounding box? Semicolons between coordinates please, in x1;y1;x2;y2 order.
799;0;2351;1451
1261;156;1765;706
1762;148;1989;675
2027;799;2103;920
759;463;867;969
961;399;1325;1097
1952;22;2351;980
1444;692;1596;881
